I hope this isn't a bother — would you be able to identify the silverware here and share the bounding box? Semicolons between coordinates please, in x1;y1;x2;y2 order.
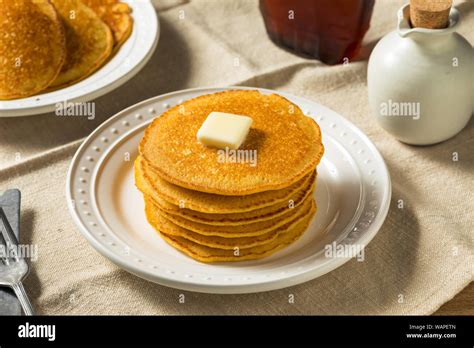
0;189;22;315
0;191;34;316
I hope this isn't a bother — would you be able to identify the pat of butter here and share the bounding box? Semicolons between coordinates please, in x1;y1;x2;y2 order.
197;112;253;150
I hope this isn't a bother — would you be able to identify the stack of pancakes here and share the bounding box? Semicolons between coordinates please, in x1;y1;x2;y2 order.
136;90;324;262
0;0;133;100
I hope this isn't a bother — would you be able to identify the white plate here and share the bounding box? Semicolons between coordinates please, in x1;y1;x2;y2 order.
66;87;391;294
0;0;159;117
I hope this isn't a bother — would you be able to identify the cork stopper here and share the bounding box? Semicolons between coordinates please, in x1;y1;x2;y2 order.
410;0;452;29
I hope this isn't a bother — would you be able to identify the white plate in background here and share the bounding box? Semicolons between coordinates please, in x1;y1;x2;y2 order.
66;87;391;294
0;0;159;117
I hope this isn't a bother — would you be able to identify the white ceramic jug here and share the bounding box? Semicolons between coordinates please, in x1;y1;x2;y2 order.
368;4;473;145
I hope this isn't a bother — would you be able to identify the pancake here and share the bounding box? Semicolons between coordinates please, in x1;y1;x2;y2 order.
157;192;315;237
139;90;324;195
146;198;315;250
81;0;133;48
0;0;65;99
156;204;315;263
136;156;316;213
150;193;314;239
50;0;113;87
142;179;315;226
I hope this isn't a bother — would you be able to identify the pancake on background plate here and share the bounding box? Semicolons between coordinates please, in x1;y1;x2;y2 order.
50;0;113;87
137;90;324;262
81;0;133;49
0;0;65;99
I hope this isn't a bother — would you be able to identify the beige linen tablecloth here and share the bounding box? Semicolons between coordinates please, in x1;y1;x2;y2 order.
0;0;472;315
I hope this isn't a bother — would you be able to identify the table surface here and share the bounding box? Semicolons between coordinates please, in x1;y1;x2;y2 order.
435;283;474;315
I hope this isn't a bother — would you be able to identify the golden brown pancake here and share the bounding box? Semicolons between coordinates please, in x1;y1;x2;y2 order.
50;0;113;87
136;156;316;214
139;90;324;195
0;0;65;99
145;197;315;249
141;178;315;226
136;90;324;262
154;192;315;238
81;0;133;48
154;203;315;263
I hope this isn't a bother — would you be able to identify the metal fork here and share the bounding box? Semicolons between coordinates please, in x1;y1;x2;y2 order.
0;207;34;315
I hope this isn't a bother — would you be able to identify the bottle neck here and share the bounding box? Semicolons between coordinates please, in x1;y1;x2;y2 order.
397;3;459;47
406;32;453;47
